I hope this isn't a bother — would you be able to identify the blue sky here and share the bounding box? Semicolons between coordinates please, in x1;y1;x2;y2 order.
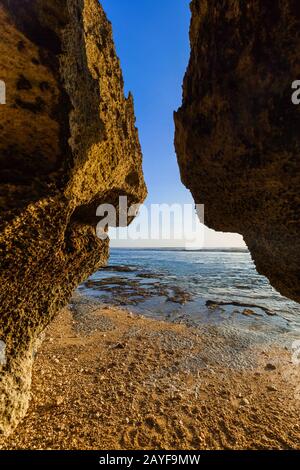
101;0;245;248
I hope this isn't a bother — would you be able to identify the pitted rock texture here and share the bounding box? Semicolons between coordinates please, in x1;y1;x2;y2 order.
0;0;146;435
175;0;300;303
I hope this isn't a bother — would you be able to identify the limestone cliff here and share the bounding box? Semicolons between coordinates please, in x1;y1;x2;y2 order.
0;0;146;435
175;0;300;303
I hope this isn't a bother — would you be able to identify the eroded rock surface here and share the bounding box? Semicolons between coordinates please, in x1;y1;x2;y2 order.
175;0;300;303
0;0;146;435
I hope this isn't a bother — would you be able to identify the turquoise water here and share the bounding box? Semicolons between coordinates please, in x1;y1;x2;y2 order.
79;249;300;330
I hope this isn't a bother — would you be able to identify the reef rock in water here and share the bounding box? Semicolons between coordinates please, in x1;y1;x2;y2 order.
175;0;300;303
0;0;146;435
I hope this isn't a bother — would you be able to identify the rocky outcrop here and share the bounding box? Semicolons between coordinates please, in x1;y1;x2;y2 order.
0;0;146;435
175;0;300;303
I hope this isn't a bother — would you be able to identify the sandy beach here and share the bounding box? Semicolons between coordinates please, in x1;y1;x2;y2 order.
0;294;299;450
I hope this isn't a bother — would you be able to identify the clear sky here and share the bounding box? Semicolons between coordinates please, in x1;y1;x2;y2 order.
101;0;246;249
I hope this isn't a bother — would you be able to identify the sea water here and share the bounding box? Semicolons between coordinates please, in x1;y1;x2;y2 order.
79;249;300;332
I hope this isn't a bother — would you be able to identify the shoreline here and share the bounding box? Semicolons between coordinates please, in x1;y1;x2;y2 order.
1;295;299;450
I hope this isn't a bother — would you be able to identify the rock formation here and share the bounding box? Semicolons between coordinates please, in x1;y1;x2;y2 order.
0;0;146;435
175;0;300;303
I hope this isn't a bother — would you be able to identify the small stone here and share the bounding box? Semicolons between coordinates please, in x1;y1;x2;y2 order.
242;309;255;316
56;396;64;406
265;363;277;371
240;398;250;406
267;385;278;392
112;342;126;349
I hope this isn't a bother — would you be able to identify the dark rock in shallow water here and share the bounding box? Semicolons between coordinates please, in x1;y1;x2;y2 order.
166;287;192;305
175;0;300;303
102;266;136;273
0;0;146;435
206;300;275;317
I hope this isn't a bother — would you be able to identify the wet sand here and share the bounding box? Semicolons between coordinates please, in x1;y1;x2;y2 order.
1;295;299;450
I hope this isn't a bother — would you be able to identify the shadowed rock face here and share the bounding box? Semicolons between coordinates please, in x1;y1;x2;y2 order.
175;0;300;303
0;0;146;435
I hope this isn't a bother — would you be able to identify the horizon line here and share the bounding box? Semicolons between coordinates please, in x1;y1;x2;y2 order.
110;246;249;251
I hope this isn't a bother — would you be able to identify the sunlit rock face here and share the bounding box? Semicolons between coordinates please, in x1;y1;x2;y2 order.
175;0;300;303
0;0;146;435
